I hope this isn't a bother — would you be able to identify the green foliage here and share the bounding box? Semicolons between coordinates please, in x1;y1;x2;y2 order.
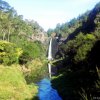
58;33;96;60
47;28;54;37
52;2;100;100
0;65;38;100
24;58;48;83
0;0;11;11
47;11;89;37
19;41;45;64
79;88;92;100
0;0;46;65
0;41;23;65
0;0;45;42
74;43;93;62
74;34;96;62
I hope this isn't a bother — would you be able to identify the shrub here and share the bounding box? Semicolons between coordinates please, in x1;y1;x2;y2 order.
0;41;23;65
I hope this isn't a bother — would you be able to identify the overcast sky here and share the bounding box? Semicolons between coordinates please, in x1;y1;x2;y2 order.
4;0;100;31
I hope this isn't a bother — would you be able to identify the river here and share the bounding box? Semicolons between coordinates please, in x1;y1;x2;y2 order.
38;78;62;100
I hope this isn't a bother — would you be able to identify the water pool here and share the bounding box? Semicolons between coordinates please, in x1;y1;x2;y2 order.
38;78;62;100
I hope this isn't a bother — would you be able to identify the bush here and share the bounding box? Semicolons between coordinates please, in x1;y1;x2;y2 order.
24;58;48;83
0;41;23;65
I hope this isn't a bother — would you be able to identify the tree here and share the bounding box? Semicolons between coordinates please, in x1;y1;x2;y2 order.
47;28;54;37
0;0;11;12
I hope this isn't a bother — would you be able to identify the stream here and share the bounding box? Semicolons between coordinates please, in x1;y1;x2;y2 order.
38;78;62;100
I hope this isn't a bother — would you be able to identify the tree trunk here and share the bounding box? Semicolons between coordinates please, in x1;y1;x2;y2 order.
2;29;6;40
7;28;10;42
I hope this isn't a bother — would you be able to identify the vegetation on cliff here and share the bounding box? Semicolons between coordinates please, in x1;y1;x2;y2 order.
52;2;100;100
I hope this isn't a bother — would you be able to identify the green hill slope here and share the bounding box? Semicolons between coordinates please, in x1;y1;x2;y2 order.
0;65;38;100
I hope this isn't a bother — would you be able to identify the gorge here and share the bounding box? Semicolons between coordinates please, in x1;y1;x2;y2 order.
38;37;62;100
0;1;100;100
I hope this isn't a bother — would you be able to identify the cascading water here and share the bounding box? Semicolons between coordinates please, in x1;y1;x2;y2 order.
48;63;51;78
48;38;52;60
48;38;53;78
38;37;62;100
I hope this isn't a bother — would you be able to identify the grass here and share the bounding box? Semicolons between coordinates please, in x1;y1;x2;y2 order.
0;64;38;100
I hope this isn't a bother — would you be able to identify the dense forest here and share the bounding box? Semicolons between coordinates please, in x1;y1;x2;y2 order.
51;2;100;100
0;0;48;99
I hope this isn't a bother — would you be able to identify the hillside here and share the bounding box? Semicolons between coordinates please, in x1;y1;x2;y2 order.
47;2;100;40
52;2;100;100
0;65;38;100
0;0;47;43
0;0;48;100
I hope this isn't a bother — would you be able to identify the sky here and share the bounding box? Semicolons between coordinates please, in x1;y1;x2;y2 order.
4;0;100;31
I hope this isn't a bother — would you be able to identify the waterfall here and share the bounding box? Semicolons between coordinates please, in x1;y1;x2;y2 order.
48;63;51;78
48;38;53;78
38;37;62;100
48;38;52;60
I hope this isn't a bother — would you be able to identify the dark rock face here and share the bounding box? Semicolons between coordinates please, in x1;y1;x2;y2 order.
52;38;59;59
